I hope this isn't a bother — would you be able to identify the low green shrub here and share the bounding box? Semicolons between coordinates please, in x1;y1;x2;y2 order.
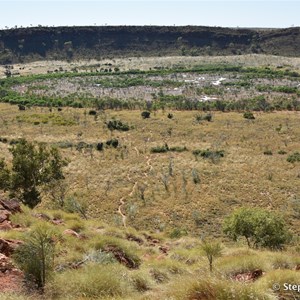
287;152;300;163
150;145;168;153
141;111;151;119
106;119;130;131
169;146;188;152
151;144;187;154
106;138;119;148
263;150;273;155
243;111;255;120
193;149;225;162
278;150;287;155
195;113;213;122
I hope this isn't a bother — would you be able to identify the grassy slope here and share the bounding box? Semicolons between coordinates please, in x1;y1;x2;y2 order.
1;207;300;300
1;105;299;237
1;55;300;300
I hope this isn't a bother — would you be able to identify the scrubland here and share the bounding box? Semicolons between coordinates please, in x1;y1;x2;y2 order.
0;55;300;299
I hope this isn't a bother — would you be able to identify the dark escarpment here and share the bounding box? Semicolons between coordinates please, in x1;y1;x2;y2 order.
0;25;300;63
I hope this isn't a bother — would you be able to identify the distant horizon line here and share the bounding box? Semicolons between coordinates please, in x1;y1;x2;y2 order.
1;24;298;30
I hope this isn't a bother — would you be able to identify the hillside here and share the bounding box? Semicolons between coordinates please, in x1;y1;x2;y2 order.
1;26;300;63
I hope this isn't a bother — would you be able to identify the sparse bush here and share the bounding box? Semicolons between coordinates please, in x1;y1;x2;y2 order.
96;142;104;151
278;150;287;155
150;144;169;153
0;137;8;143
167;113;174;119
192;168;200;184
263;150;273;155
193;149;224;163
141;111;151;119
195;113;213;122
287;152;300;163
201;240;222;272
169;146;188;152
243;111;255;120
88;110;97;115
64;197;88;219
106;119;130;131
151;144;187;153
13;223;58;290
106;138;119;148
169;228;188;239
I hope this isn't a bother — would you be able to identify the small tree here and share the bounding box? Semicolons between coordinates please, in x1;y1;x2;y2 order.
13;223;58;290
0;139;69;208
0;158;10;190
223;207;291;249
201;240;222;272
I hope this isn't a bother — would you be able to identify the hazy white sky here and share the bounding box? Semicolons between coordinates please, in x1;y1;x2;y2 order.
1;1;299;29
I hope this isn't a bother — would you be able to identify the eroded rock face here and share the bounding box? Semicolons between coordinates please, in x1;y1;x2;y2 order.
0;199;21;214
0;253;14;273
0;210;11;223
0;253;24;293
0;220;13;231
0;198;21;230
0;238;23;257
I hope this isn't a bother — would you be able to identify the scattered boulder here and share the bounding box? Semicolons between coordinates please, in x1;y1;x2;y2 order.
106;138;119;148
63;229;80;238
33;213;51;221
0;221;13;231
0;239;23;257
0;210;11;223
159;245;170;254
0;199;21;213
0;253;14;273
18;104;26;111
143;234;160;246
234;269;263;282
126;233;144;245
0;198;21;230
52;218;64;225
103;245;139;269
250;269;263;280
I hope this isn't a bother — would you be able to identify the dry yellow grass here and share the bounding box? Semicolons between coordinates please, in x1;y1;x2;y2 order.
1;103;300;237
